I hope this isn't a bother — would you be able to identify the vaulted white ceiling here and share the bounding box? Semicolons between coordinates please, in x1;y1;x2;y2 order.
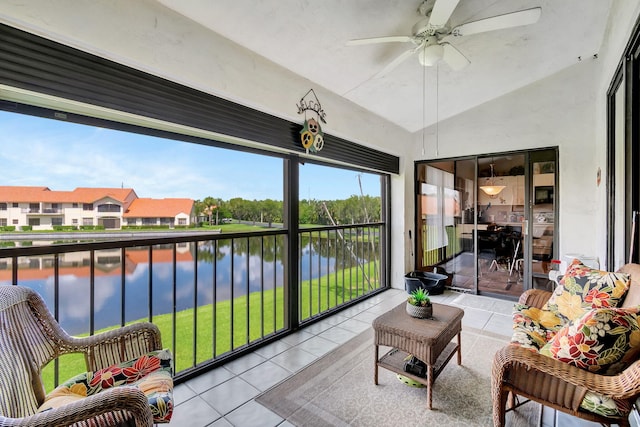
156;0;612;133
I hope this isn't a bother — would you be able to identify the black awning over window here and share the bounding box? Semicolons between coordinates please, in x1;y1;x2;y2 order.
0;23;399;175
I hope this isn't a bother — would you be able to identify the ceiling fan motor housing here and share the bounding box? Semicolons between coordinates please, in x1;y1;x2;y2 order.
412;18;432;36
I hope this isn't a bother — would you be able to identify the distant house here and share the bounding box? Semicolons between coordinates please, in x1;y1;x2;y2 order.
124;198;195;228
0;186;195;230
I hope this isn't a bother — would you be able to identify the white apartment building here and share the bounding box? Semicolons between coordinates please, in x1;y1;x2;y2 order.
0;186;195;230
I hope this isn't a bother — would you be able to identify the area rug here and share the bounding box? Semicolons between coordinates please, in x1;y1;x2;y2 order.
256;326;541;427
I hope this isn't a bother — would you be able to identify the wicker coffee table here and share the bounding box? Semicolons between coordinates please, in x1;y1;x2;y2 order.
372;301;464;409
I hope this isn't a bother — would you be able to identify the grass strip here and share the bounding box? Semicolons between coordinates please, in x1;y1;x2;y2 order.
41;261;380;391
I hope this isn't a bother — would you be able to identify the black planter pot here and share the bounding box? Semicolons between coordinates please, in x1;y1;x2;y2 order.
404;271;448;295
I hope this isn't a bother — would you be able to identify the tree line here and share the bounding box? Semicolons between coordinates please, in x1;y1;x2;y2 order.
195;195;381;225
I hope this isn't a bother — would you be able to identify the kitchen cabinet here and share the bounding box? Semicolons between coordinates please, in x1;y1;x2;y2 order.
512;175;525;205
533;173;554;187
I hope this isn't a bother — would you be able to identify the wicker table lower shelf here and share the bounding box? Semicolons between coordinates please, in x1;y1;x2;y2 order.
373;301;464;409
377;341;459;386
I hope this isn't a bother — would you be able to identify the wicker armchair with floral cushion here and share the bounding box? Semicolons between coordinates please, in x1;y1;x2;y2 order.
492;262;640;427
0;285;173;427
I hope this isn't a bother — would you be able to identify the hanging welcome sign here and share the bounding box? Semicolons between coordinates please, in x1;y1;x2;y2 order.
297;89;326;154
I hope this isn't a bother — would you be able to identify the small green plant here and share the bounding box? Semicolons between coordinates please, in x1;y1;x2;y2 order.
407;288;430;307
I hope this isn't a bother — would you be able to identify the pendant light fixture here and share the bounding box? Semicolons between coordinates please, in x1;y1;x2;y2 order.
479;162;506;196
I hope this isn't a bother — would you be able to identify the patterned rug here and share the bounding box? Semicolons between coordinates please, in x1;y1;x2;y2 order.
256;326;541;427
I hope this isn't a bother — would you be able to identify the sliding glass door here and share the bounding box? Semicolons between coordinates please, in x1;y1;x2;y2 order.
606;27;640;269
415;149;557;299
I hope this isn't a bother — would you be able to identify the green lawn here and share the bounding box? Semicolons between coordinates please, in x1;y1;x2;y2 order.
41;261;381;391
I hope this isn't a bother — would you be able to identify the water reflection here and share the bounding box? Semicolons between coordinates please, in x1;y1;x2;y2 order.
0;236;376;335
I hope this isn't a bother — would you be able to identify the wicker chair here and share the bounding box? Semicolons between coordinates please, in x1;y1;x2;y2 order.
492;263;640;427
0;285;172;427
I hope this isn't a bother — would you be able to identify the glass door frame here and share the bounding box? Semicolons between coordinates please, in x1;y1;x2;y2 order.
606;22;640;268
527;149;559;290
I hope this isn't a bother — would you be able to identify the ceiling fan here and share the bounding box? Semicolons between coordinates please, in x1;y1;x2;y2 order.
346;0;541;76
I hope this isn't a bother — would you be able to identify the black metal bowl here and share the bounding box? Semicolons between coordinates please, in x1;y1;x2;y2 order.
404;271;448;295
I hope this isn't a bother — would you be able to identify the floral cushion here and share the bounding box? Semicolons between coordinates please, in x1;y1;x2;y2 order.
580;391;632;418
539;307;640;374
538;307;640;417
511;303;564;351
39;349;173;423
543;259;630;323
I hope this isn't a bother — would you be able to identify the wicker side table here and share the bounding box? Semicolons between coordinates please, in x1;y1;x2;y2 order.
372;301;464;409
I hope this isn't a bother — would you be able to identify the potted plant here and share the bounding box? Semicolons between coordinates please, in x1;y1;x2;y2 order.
406;288;432;319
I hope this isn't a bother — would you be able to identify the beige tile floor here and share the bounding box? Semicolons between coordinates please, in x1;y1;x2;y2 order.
168;289;631;427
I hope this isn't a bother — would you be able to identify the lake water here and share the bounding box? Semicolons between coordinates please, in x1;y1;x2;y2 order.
0;237;375;334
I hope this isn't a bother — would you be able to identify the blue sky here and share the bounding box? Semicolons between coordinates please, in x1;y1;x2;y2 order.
0;110;380;201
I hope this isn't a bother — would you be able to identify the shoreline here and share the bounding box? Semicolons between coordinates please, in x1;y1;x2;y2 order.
0;229;221;241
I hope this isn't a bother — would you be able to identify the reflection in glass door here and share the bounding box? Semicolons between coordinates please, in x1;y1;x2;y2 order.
530;156;557;290
453;159;477;292
415;160;476;292
476;155;525;297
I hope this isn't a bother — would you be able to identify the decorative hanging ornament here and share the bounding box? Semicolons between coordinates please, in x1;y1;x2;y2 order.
297;89;327;154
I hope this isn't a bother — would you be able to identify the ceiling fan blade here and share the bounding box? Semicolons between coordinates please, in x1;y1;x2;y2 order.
441;43;470;70
428;0;461;29
373;46;421;78
346;36;413;46
451;7;541;37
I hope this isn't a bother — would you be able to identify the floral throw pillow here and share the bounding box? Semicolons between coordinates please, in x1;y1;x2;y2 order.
539;307;640;374
580;391;632;418
543;259;630;323
40;349;173;423
511;303;564;351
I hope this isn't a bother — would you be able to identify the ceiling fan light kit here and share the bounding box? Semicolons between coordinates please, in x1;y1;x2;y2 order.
419;44;444;66
346;0;542;77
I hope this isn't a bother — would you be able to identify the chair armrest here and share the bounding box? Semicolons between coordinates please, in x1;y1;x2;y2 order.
493;344;640;401
0;386;152;427
67;322;163;371
518;289;552;308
